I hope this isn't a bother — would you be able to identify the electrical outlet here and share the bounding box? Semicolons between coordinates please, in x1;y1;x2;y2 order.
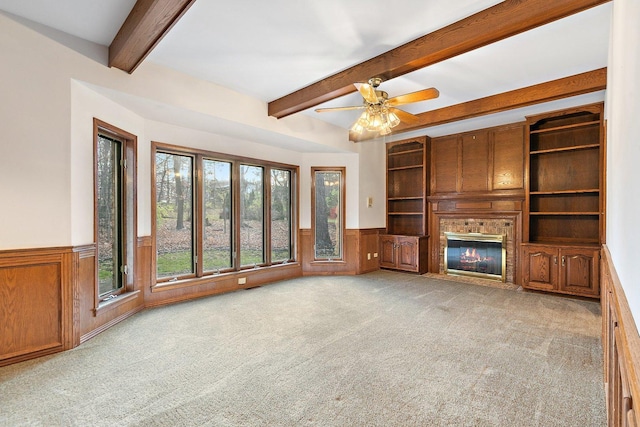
373;252;378;258
367;197;373;207
238;277;246;285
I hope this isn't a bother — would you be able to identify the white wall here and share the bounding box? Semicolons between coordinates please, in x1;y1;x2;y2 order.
606;0;640;325
0;12;385;251
0;15;73;248
300;153;361;230
357;142;387;229
70;81;146;243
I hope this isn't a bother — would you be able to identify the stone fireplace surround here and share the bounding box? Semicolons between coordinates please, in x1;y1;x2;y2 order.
428;197;523;285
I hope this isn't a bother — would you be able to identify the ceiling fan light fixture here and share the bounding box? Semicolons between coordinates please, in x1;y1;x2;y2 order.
317;78;438;140
367;111;383;130
388;110;401;128
351;113;367;134
351;111;370;134
379;123;392;135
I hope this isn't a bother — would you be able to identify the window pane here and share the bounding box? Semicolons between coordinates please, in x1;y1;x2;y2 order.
314;171;342;259
203;159;232;272
240;165;264;266
155;152;194;278
97;135;122;296
271;169;291;262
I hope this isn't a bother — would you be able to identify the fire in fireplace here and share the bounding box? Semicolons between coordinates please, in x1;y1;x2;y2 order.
444;232;505;282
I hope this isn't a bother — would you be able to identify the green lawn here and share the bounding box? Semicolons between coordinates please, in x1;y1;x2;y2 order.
157;248;291;277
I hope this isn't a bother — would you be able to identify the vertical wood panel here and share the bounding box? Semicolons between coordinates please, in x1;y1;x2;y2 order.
461;132;489;192
492;125;525;190
432;136;458;193
357;229;382;274
0;255;63;361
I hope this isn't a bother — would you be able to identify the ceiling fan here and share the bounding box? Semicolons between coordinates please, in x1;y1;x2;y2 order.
315;77;439;138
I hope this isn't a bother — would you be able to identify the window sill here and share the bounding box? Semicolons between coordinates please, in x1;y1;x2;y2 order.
94;290;141;316
151;262;301;293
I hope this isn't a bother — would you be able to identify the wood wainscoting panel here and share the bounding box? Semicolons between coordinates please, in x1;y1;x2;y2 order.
0;248;69;366
77;244;144;343
602;245;639;426
301;229;359;275
357;229;383;274
137;236;152;291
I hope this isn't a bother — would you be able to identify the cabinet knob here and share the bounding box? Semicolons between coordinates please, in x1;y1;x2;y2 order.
562;256;565;267
554;256;557;265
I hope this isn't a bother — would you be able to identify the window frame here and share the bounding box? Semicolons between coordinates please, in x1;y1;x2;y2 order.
311;167;346;261
93;119;137;310
151;142;298;285
154;150;197;281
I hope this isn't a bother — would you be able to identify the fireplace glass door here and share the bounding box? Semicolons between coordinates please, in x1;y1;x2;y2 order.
444;232;505;281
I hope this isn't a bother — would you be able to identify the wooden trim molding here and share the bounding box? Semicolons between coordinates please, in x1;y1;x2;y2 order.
602;245;640;426
268;0;611;118
109;0;197;73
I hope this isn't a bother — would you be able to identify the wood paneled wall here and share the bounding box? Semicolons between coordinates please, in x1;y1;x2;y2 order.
0;247;74;366
602;246;640;426
430;123;525;196
300;228;382;275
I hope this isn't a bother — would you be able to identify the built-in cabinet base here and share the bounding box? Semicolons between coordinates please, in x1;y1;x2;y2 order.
521;243;600;298
379;234;428;274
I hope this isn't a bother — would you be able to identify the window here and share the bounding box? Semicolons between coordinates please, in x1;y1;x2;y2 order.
240;165;264;266
202;159;232;272
152;143;297;283
312;168;344;260
94;119;136;304
271;169;292;263
155;152;194;279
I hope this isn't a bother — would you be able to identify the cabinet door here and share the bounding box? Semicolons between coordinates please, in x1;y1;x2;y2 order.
522;245;558;291
559;248;600;297
379;236;397;269
396;237;419;272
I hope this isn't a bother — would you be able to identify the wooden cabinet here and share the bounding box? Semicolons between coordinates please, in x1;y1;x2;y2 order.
521;244;600;298
521;103;604;297
431;123;525;195
380;234;429;273
382;137;429;273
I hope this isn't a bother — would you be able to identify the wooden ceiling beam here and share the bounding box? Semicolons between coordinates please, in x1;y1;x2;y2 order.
109;0;197;73
268;0;611;119
350;67;607;142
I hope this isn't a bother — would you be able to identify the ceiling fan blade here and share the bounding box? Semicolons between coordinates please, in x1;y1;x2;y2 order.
389;107;420;124
315;105;365;113
354;82;379;104
387;88;439;107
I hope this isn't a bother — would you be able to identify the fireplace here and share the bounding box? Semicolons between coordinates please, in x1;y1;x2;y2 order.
444;232;506;282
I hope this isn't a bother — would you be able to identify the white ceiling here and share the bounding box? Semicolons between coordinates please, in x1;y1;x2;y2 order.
0;0;612;145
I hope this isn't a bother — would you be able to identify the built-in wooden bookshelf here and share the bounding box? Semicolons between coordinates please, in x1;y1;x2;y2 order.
521;103;604;298
381;136;429;273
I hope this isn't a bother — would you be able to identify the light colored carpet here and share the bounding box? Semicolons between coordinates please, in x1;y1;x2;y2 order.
0;271;605;426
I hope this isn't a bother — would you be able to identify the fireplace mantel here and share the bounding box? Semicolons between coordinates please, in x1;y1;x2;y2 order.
428;196;523;284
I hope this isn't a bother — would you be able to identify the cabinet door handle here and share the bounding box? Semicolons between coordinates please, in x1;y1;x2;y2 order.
554;256;557;265
561;256;565;267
